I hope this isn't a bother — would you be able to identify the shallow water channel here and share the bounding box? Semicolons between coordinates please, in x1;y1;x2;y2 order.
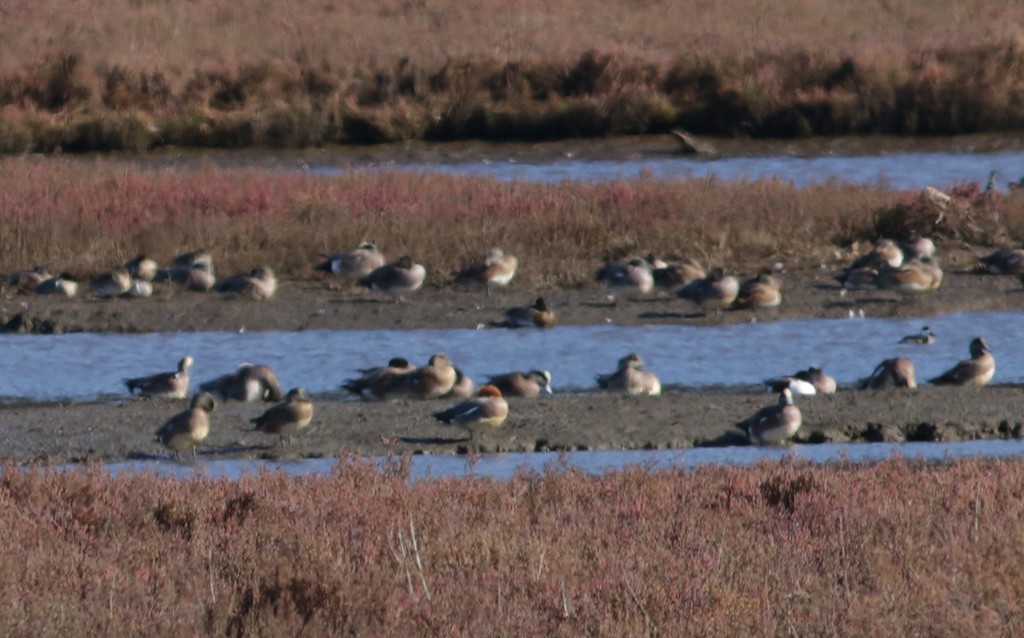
77;439;1024;481
119;134;1024;189
331;148;1024;190
2;311;1022;404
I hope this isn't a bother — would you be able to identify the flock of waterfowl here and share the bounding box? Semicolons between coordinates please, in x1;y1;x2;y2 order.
4;251;278;301
127;318;995;459
3;224;1021;457
127;350;548;458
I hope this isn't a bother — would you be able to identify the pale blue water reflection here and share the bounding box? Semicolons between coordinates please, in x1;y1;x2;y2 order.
1;311;1023;403
314;149;1024;190
90;439;1024;481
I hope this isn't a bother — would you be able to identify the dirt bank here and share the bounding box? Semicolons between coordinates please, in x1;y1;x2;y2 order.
0;385;1019;464
2;257;1023;335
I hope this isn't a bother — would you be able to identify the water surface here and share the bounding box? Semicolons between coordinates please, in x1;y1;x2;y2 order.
2;311;1022;403
87;439;1024;481
102;135;1024;189
331;149;1024;191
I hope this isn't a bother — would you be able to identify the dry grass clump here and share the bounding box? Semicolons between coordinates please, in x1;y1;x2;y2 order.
2;159;1022;285
2;1;1024;150
0;457;1023;634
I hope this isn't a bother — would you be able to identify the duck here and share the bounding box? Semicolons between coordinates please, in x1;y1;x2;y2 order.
455;247;518;295
34;273;78;298
765;366;836;396
874;257;942;292
374;353;458;399
432;385;509;442
155;392;215;459
735;271;782;309
595;257;655;295
835;266;879;291
250;387;314;447
124;279;154;298
928;337;995;387
90;267;132;298
446;368;476;399
181;262;217;291
741;387;802;445
677;268;739;312
980;248;1024;275
846;238;904;271
125;255;159;282
157;250;215;283
315;242;386;279
901;233;936;261
860;358;917;389
125;355;194;399
358;256;426;300
498;296;556;329
652;258;705;292
486;370;553;398
200;363;283;402
596;353;661;396
7;266;52;293
644;254;669;270
342;357;417;400
215;266;277;300
900;326;935;345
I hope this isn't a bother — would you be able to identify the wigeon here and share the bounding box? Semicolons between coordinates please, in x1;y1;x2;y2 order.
456;247;519;295
486;370;553;398
742;388;802;445
358;256;426;300
216;266;277;300
596;353;662;396
125;355;194;399
155;392;215;459
250;387;314;447
499;296;556;329
432;385;509;441
928;337;995;387
200;363;283;402
315;242;386;279
861;358;917;389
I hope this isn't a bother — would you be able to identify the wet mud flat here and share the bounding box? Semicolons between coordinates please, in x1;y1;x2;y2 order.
2;262;1024;335
1;385;1020;464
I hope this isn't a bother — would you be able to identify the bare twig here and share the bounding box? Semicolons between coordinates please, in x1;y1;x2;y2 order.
207;546;217;605
408;514;432;602
974;483;982;544
560;579;572;618
838;512;851;602
389;529;416;599
625;579;656;635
